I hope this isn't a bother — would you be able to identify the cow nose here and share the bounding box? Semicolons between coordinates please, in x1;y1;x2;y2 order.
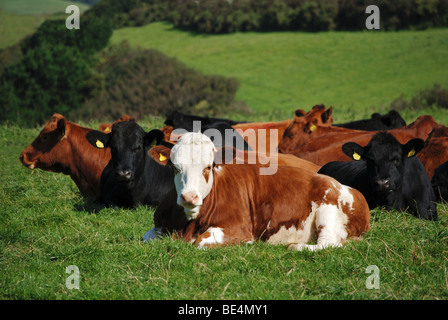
375;179;390;191
19;153;24;162
180;192;200;206
117;170;132;182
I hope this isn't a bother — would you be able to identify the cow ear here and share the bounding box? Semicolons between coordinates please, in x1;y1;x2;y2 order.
295;109;306;117
57;118;66;137
403;138;425;158
86;130;110;149
214;146;236;165
342;142;365;161
144;129;165;147
321;106;333;124
149;145;171;166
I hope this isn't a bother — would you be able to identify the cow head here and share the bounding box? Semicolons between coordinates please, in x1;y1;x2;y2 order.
342;132;424;203
149;132;233;220
278;105;333;153
86;121;165;187
20;113;70;172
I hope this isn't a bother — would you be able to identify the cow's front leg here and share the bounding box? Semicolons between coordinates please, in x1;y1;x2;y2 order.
194;227;226;248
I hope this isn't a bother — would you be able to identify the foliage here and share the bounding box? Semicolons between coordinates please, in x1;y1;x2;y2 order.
88;0;448;33
0;16;112;127
71;41;247;122
390;84;448;111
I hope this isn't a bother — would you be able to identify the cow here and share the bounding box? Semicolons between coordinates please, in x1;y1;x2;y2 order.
279;115;438;167
144;132;370;251
431;161;448;202
318;132;438;221
143;147;321;241
19;113;111;198
164;110;251;151
333;110;406;131
85;120;175;207
417;125;448;180
232;104;333;153
99;115;135;133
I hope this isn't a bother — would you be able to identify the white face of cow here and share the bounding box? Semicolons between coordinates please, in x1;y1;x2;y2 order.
170;132;217;219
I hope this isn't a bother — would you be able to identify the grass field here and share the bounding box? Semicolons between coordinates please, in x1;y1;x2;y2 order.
1;120;448;300
2;19;448;300
112;22;448;124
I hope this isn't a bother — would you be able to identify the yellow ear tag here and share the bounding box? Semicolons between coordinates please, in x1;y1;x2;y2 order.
96;140;104;148
310;124;317;132
408;148;415;158
353;152;361;161
159;153;167;162
104;127;111;133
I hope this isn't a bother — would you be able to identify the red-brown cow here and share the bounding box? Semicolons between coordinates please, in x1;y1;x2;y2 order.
417;125;448;180
232;105;333;152
99;115;135;133
279;115;438;167
144;132;370;251
19;113;111;197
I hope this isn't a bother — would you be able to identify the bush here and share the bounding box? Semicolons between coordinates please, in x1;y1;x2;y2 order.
70;42;248;122
390;84;448;111
0;16;112;127
88;0;447;33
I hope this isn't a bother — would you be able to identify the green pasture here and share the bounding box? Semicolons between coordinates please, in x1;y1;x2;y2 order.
112;22;448;124
2;19;448;300
1;121;448;300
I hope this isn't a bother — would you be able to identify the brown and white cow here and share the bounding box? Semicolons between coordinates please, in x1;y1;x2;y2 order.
145;132;370;251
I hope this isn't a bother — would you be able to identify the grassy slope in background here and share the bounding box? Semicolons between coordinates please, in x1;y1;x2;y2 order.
112;22;448;124
0;0;90;49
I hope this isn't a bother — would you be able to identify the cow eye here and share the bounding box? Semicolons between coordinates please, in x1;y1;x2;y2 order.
133;146;142;152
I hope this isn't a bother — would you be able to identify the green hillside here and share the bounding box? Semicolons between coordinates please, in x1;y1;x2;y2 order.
0;0;89;15
0;0;90;49
112;22;448;123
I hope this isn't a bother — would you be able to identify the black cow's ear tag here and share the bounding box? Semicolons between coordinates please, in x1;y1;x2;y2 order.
96;140;105;148
353;152;361;161
408;148;415;158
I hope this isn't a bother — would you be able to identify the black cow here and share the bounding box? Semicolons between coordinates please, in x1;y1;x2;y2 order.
431;161;448;202
86;121;174;207
318;132;438;220
334;110;406;131
165;111;251;151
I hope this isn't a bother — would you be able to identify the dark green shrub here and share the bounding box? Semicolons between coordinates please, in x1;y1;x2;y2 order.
390;84;448;111
71;42;248;122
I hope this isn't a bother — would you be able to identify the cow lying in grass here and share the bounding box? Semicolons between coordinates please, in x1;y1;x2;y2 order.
318;132;438;221
145;132;370;250
86;121;175;207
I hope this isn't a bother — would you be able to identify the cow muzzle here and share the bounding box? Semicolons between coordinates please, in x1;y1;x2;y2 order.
19;153;35;169
179;191;201;207
116;169;132;183
374;178;393;193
